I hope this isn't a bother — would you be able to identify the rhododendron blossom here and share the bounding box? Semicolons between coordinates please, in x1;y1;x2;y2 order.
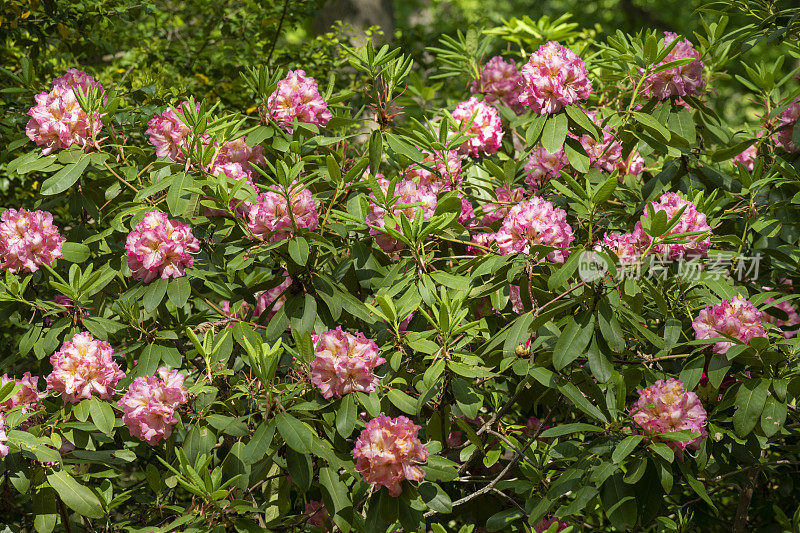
481;185;527;225
646;192;711;259
46;332;126;403
26;69;104;154
733;143;758;171
118;367;188;445
472;56;525;114
310;327;384;398
353;415;428;496
0;208;65;273
266;69;332;130
595;222;651;265
0;373;44;412
366;177;437;252
519;41;592;114
643;32;705;100
776;97;800;153
631;378;707;452
574;112;644;176
146;101;200;162
247;181;319;242
495;197;575;262
692;295;766;354
212;137;266;186
126;211;200;283
405;150;462;192
452;97;504;156
255;272;293;320
524;146;568;191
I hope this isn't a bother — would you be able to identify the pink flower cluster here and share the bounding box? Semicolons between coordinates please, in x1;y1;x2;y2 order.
631;378;707;452
126;211;200;283
647;192;711;259
46;332;126;403
776;97;800;153
146;101;200;162
494;197;575;262
481;185;527;225
405;150;463;193
310;327;385;399
733;143;758;171
366;177;437;253
118;367;189;445
524;147;568;191
644;32;705;100
211;137;266;189
452;97;504;157
0;372;44;412
223;273;292;322
247;181;319;243
595;221;651;265
570;111;644;177
471;56;525;114
0;208;65;273
692;295;766;354
353;414;428;496
519;41;592;114
266;70;332;130
26;69;104;154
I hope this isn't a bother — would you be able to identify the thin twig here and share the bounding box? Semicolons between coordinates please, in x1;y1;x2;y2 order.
266;0;290;66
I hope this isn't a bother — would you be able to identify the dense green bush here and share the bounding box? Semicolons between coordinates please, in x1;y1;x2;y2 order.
2;1;800;532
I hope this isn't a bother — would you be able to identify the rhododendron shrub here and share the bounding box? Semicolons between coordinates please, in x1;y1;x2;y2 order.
2;6;800;533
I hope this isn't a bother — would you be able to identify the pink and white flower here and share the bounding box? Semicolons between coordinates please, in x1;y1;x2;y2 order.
594;222;651;265
646;192;711;259
26;69;104;154
405;150;463;193
519;41;592;114
266;70;332;130
631;378;707;452
692;295;766;354
353;415;428;496
776;97;800;153
247;181;319;243
366;177;437;253
118;367;189;445
310;327;385;399
472;56;525;114
0;414;7;458
495;197;575;262
146;101;200;162
46;332;126;403
0;373;45;412
0;208;65;273
452;97;504;156
643;32;705;100
126;211;200;283
524;146;569;191
481;185;527;225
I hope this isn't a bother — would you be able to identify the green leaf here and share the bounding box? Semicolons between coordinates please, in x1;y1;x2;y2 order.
733;378;770;437
47;470;104;519
319;467;351;514
40;154;90;196
486;509;523;532
649;442;674;463
143;278;168;313
760;396;787;437
539;423;604;438
60;242;91;263
89;397;115;435
553;313;595;370
166;172;193;216
418;482;452;514
167;276;191;308
565;105;600;140
369;130;382;174
286;447;312;493
387;389;418;415
541;113;568;154
288;236;310;266
612;435;643;463
276;412;314;454
241;421;276;465
336;394;357;438
547;250;582;291
558;380;608;422
632;112;671;142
